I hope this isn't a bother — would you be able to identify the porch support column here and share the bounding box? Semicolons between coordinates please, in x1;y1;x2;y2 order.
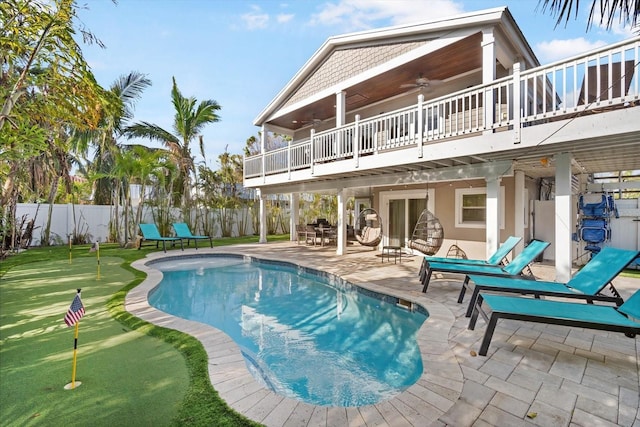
257;188;267;244
512;62;521;143
514;170;525;256
555;152;573;282
336;91;346;157
482;28;496;134
336;188;346;255
485;176;501;258
417;93;424;158
336;91;346;127
260;125;266;183
290;193;299;242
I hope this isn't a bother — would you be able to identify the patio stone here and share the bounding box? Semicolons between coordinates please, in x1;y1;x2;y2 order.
479;404;528;426
575;395;619;424
548;351;587;382
570;408;621;427
525;400;571;427
534;384;577;412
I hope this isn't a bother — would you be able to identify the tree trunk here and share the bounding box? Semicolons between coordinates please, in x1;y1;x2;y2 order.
42;177;59;246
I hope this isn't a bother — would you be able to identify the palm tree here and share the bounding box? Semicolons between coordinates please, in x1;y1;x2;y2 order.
538;0;639;31
73;71;152;205
125;76;221;213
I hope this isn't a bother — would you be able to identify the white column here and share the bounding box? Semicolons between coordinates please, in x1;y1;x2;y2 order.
257;189;267;244
417;93;424;157
555;152;573;282
336;91;346;126
512;62;522;144
336;188;346;255
485;176;501;258
514;170;525;256
482;29;496;133
260;125;266;182
336;91;346;157
290;193;299;242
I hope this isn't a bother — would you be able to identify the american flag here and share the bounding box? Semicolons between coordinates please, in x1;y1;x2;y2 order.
64;293;85;327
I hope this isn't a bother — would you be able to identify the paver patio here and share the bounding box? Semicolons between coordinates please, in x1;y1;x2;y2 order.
127;242;640;427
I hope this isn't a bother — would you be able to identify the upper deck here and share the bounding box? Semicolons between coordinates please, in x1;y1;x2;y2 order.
245;38;640;193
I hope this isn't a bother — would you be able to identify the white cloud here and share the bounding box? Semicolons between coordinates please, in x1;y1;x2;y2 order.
535;37;608;62
309;0;465;31
241;5;269;30
277;13;294;24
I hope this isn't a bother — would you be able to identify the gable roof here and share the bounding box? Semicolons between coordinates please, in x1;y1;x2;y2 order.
254;6;538;127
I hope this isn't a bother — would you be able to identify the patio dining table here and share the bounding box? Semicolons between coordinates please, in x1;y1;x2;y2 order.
315;226;337;246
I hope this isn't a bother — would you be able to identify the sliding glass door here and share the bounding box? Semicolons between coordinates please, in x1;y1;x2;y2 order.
381;189;434;248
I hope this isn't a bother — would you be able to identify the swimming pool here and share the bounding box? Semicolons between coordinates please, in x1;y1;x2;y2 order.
148;254;427;407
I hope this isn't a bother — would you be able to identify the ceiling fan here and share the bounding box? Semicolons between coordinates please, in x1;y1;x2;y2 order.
292;118;322;125
400;73;443;91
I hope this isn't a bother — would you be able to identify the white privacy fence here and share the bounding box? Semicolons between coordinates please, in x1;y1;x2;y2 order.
14;203;259;247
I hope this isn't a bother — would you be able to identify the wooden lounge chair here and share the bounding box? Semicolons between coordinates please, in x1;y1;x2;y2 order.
418;236;522;282
138;223;183;253
172;222;213;249
421;239;550;296
463;247;639;317
469;288;640;356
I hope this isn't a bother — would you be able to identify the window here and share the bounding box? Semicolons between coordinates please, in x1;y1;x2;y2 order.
455;187;505;228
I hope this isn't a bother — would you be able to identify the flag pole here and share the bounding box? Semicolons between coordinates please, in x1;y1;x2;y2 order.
64;289;83;390
69;321;80;388
96;242;101;280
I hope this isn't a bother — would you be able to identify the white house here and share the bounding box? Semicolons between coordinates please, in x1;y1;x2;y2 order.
244;6;640;282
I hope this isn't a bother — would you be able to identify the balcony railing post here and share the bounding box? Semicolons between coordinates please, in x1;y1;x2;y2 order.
260;125;266;183
354;115;360;168
417;93;424;157
310;129;315;175
287;139;291;179
513;62;521;144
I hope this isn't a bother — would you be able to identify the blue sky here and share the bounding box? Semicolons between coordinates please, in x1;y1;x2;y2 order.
76;0;636;168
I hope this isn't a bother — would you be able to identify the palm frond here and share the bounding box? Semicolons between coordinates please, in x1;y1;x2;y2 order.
125;121;179;146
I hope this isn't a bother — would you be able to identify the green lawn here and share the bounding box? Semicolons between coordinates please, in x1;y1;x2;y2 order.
0;235;288;427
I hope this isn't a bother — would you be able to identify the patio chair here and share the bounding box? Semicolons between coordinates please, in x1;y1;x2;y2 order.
469;288;640;356
138;223;184;253
464;247;639;317
421;239;550;297
172;222;213;249
304;225;320;245
418;236;522;282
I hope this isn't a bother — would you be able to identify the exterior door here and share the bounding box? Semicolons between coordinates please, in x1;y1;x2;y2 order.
381;189;435;248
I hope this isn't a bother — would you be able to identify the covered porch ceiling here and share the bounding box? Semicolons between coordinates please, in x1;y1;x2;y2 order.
268;33;484;132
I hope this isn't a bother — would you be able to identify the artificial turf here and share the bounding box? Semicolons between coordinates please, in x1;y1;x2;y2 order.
0;237;288;427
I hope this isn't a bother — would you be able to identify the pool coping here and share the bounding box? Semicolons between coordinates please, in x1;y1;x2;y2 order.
127;246;463;426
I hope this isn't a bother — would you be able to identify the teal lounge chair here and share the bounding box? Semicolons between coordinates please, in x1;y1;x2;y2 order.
469;288;640;356
464;247;639;317
138;223;184;253
418;236;522;282
421;239;550;296
172;222;213;249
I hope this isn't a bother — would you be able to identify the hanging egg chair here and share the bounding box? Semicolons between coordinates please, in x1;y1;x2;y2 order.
354;208;382;247
408;208;444;255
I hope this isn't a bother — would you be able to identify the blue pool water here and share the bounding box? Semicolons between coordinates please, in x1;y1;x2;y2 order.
148;255;427;407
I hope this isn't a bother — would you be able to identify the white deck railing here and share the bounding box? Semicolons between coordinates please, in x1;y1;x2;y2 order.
245;37;639;180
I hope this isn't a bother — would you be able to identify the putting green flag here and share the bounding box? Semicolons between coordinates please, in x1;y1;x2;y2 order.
64;289;85;390
89;241;100;280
